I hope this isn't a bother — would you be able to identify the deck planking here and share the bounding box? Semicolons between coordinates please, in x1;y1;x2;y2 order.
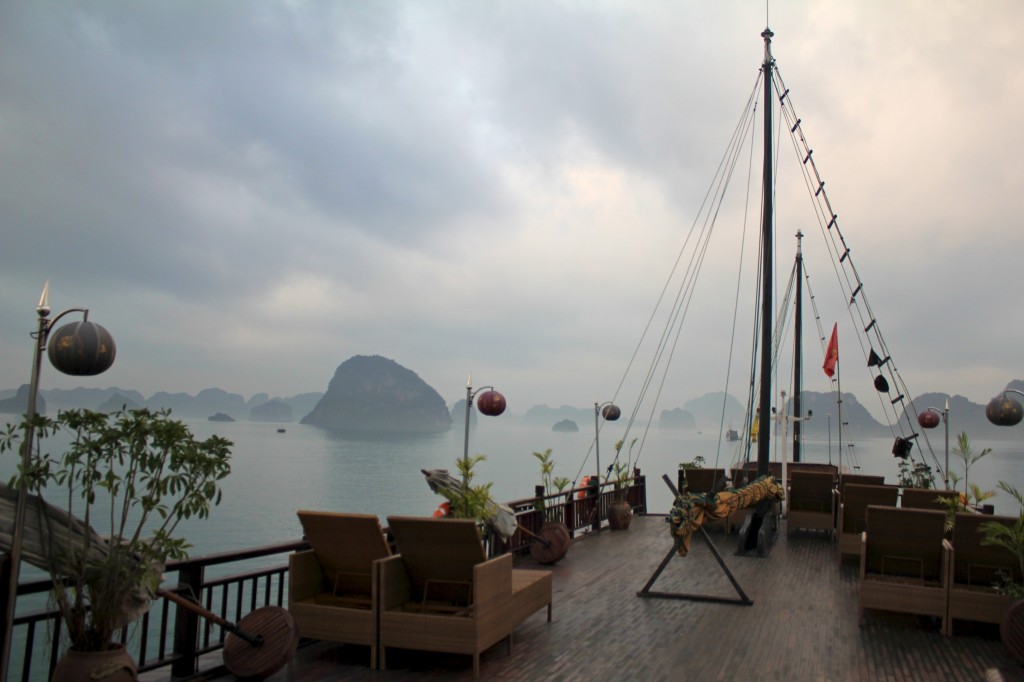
192;514;1023;681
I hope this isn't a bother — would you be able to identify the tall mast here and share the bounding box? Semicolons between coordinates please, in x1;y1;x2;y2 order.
756;27;775;477
793;230;804;463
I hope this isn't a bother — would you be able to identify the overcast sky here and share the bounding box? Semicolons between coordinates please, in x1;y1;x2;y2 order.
1;1;1021;420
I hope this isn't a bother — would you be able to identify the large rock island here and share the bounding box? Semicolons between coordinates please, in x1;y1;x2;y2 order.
300;355;452;433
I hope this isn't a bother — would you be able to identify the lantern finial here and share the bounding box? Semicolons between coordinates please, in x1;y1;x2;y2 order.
37;281;51;317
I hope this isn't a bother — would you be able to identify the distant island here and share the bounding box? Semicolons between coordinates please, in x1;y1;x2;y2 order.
552;419;579;432
300;355;452;433
1;370;1020;440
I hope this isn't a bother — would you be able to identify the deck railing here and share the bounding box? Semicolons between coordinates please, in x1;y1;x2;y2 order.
0;475;645;681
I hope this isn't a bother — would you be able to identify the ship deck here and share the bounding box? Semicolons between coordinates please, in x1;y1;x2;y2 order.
194;514;1022;681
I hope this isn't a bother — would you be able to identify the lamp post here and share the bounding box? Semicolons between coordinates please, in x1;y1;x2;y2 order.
770;391;811;512
593;401;620;531
593;401;621;485
917;400;950;489
986;389;1024;427
1;283;116;682
461;375;506;498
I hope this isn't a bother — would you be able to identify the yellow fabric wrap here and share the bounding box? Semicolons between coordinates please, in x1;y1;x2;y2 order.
667;475;783;556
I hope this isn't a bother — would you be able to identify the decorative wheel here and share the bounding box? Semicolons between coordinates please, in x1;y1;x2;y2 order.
529;522;571;564
1002;599;1024;662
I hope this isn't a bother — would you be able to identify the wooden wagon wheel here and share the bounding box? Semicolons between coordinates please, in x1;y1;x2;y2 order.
524;522;571;565
159;589;300;679
1002;598;1024;662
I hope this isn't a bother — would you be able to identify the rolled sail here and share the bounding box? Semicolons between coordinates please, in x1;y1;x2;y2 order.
667;475;783;556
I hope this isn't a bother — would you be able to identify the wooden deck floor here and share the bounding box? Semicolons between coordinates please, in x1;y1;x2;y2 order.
198;514;1023;681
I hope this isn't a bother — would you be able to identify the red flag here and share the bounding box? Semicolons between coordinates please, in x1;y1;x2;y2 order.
823;323;839;378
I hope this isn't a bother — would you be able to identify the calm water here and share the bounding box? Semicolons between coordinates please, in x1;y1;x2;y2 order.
173;417;1024;556
4;416;1024;560
3;414;1023;681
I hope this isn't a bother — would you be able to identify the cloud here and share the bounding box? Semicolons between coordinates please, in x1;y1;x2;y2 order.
1;0;1022;422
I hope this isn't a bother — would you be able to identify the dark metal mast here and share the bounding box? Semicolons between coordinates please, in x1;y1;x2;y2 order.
793;230;804;463
756;27;775;477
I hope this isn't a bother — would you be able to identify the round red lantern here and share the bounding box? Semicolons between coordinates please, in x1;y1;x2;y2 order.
917;410;941;429
986;394;1024;427
601;404;621;421
475;390;506;417
47;320;116;376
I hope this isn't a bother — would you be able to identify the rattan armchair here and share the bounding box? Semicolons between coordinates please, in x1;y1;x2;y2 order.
288;511;392;668
858;505;950;633
379;516;552;678
947;511;1021;635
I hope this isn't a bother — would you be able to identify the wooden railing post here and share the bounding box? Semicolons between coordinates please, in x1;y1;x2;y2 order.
0;554;11;682
170;564;204;679
589;477;601;531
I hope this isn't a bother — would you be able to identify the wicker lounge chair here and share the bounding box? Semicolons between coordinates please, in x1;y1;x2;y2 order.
288;511;392;668
787;470;837;538
858;505;950;633
838;483;898;561
379;516;552;678
683;468;728;495
901;488;959;511
947;511;1021;635
726;468;752;534
839;474;885;500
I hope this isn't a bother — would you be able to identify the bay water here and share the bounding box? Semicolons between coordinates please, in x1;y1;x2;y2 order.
4;416;1023;564
178;417;1024;557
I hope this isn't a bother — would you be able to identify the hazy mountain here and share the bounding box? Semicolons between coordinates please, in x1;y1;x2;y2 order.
793;391;888;437
451;399;479;429
3;376;1019;436
97;392;143;412
246;393;270;408
683;392;745;431
280;393;323;419
897;389;1024;441
659;408;696;430
523;404;593;426
300;355;451;433
250;398;293;423
0;385;44;416
44;387;146;412
552;419;579;432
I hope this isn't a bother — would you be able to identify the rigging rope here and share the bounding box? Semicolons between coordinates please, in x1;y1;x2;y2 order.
771;65;942;483
578;55;939;490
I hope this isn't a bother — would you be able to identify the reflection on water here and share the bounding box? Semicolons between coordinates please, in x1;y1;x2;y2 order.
1;416;1022;559
174;418;1024;557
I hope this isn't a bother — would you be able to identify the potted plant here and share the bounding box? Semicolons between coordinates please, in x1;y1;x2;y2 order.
979;481;1024;599
936;432;996;531
425;454;520;552
606;438;637;531
532;448;571;524
528;448;572;563
976;481;1024;657
1;407;232;680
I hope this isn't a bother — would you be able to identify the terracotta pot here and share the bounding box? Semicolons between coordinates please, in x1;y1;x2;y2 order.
51;644;137;682
607;500;633;530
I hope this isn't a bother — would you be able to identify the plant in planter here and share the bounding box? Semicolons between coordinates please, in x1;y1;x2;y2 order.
606;438;638;530
434;454;496;524
980;481;1024;599
897;458;935;490
936;432;996;530
0;407;231;666
531;448;570;523
526;448;572;563
425;454;519;547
